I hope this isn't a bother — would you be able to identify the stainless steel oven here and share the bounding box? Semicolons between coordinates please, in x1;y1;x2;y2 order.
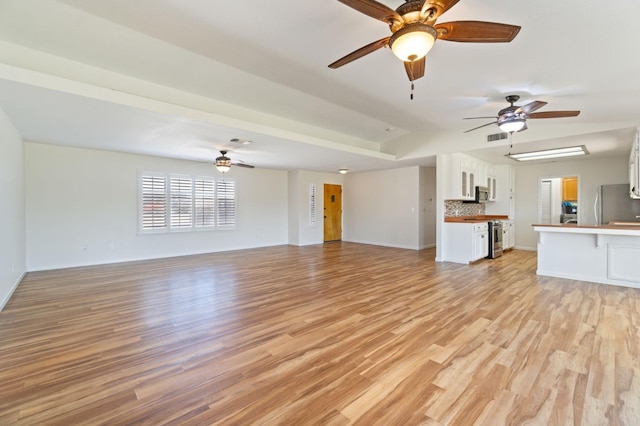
487;220;503;259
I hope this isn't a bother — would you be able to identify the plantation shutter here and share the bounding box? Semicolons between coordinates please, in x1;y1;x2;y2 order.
170;176;193;228
216;179;236;227
141;174;167;230
309;183;316;226
194;178;215;227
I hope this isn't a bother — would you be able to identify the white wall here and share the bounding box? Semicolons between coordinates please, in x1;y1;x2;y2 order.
514;156;628;250
343;166;422;249
419;167;437;248
25;143;289;271
0;107;26;310
289;170;343;246
287;170;300;245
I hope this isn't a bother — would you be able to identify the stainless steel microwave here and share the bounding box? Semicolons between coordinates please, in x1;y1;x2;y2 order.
475;186;489;203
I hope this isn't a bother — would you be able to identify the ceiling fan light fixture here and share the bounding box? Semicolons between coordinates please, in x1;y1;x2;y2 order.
498;118;526;133
389;24;437;62
215;152;232;173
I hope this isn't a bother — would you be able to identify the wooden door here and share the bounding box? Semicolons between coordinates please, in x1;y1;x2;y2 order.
323;184;342;242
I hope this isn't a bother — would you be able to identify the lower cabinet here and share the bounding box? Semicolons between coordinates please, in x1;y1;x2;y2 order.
443;222;489;264
474;226;489;260
502;220;515;250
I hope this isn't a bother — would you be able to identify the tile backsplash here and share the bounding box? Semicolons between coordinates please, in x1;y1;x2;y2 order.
445;200;485;217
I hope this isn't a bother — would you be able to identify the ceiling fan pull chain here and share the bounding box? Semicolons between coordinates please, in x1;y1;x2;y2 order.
410;81;415;100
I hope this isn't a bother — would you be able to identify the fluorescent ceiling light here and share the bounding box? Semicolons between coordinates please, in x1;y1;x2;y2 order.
506;145;589;162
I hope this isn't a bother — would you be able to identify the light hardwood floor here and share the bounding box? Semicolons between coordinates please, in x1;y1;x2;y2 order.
1;243;639;425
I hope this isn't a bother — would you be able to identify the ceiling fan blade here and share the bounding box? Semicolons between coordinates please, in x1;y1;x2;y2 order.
517;100;548;115
529;110;581;119
328;37;390;69
464;121;498;133
420;0;460;21
404;57;426;81
337;0;402;26
463;116;498;120
232;162;255;169
435;21;521;42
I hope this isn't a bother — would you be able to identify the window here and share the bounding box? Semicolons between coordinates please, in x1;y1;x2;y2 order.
194;178;215;227
216;179;236;227
308;183;316;227
170;176;193;228
141;174;167;230
139;172;235;233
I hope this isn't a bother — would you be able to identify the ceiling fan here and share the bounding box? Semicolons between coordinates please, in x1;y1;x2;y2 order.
328;0;521;82
215;150;255;173
464;95;581;133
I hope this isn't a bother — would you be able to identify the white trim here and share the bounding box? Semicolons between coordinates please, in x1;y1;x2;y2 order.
0;272;25;312
343;238;419;250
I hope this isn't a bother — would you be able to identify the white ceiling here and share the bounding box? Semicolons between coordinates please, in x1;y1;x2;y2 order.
0;0;638;172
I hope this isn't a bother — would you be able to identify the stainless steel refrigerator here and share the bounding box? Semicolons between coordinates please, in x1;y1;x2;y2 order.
595;183;640;225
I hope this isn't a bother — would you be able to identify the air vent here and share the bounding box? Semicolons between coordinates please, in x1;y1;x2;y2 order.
487;132;508;143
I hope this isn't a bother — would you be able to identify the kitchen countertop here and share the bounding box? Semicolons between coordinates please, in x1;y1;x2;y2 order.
532;222;640;230
445;215;509;223
532;223;640;237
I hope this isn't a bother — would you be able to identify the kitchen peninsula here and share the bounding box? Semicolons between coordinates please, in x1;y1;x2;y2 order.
533;223;640;288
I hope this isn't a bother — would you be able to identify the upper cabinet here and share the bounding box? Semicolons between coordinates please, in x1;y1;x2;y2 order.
562;177;578;201
484;164;516;218
442;153;509;202
443;153;477;200
486;165;497;201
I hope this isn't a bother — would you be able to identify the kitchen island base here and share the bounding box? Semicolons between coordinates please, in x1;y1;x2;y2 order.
533;225;640;289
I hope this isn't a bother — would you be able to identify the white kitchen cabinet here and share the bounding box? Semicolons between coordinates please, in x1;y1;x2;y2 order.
443;153;477;200
502;220;515;250
462;169;475;199
485;165;515;217
474;225;489;260
508;221;515;248
487;175;497;201
509;166;516;194
443;153;500;201
477;162;487;190
442;222;488;264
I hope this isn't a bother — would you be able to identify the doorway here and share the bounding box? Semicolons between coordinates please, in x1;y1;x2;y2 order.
538;175;579;224
323;184;342;242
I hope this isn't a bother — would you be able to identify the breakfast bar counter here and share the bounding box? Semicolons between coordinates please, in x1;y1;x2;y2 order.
532;223;640;288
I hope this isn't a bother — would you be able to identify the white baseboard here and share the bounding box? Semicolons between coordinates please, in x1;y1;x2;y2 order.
26;243;288;272
343;239;419;250
536;269;640;289
514;245;537;251
0;271;25;311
